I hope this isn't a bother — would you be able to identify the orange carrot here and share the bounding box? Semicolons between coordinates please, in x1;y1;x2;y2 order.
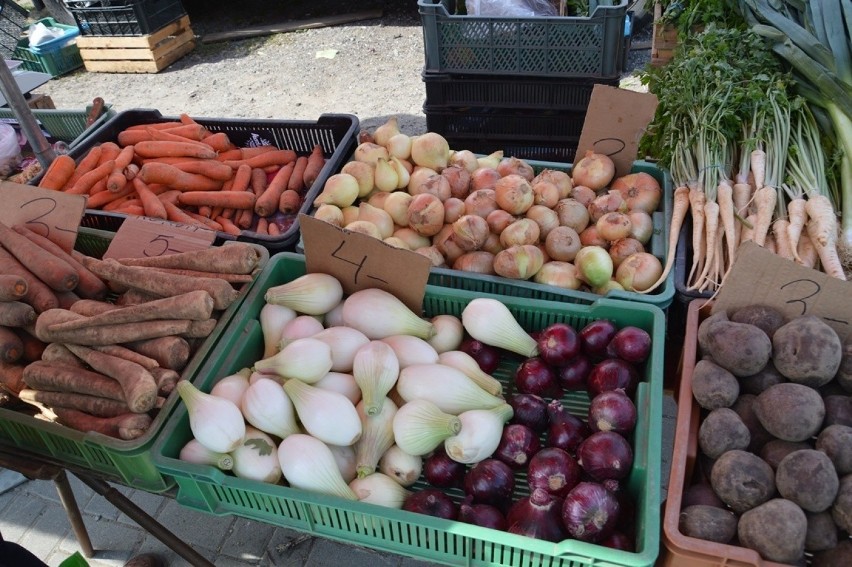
66;159;115;195
255;162;294;217
215;216;241;236
0;223;78;292
288;156;309;192
240;146;277;159
255;217;269;235
0;274;27;302
138;162;223;191
157;190;182;206
117;129;155;146
134;141;217;160
201;132;233;152
263;164;281;175
222;149;296;170
147;126;214;147
171;159;234;181
162;201;212;229
639;186;690;295
159;123;209;141
198;205;212;218
215;149;243;162
107;144;136;192
38;155;76;191
63;146;102;190
87;183;135;209
236;208;254;229
179;113;199;126
125;121;182;131
302;144;325;188
133;177;167;219
267;222;281;236
279;189;301;214
183;211;224;232
101;193;138;212
231;163;252;192
97;142;121;165
178;191;256;209
89;178;108;195
250;167;267;196
140;156;206;165
113;203;145;217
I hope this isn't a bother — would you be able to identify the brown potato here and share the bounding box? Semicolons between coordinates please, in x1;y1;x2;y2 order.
731;304;786;340
776;449;839;513
772;315;842;388
691;359;739;410
682;482;725;508
754;383;825;442
710;450;775;514
760;439;812;470
823;395;852;428
739;361;785;396
732;394;776;454
679;504;738;543
698;408;750;459
836;339;852;394
738;498;807;564
812;538;852;567
700;318;772;377
831;474;852;533
816;424;852;475
805;511;840;552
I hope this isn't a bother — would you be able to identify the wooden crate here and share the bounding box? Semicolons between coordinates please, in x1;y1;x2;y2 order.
650;2;678;66
76;16;195;73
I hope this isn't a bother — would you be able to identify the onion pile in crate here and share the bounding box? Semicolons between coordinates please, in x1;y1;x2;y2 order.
312;119;664;294
176;272;651;548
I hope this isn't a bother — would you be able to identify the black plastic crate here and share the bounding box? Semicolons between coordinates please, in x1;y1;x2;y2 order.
32;109;359;253
422;71;618;111
0;0;28;58
675;216;713;303
65;0;186;36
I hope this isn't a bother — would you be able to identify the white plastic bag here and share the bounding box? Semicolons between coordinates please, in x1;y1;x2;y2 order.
466;0;558;17
28;21;65;47
0;123;22;177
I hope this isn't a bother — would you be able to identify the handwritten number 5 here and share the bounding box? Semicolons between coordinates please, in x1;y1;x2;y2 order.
145;235;181;257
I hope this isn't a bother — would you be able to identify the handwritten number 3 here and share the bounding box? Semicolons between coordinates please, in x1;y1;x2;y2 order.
21;197;58;237
780;279;821;316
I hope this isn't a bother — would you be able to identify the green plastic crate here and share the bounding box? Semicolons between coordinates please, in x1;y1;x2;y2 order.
152;252;664;567
13;18;83;77
0;105;116;148
0;231;261;492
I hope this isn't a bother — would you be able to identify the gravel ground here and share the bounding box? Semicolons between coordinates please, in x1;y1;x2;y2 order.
33;1;651;136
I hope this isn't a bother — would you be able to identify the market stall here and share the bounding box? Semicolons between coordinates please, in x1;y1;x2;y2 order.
0;0;850;566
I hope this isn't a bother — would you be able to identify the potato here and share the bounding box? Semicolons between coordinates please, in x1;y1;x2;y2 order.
731;394;776;453
698;408;750;459
731;304;786;339
805;511;840;552
760;439;812;470
754;383;825;442
816;424;852;475
700;318;772;377
836;339;852;394
831;474;852;533
739;361;785;396
772;315;842;388
679;504;738;543
812;538;852;567
738;498;807;564
776;449;839;512
710;449;775;513
682;482;725;508
823;395;852;427
698;311;728;354
691;359;739;410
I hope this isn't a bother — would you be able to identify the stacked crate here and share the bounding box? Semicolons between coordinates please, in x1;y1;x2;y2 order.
65;0;195;73
418;0;630;162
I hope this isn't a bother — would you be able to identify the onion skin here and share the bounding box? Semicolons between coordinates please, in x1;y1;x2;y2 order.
533;169;573;199
412;174;451;201
494;174;535;215
572;150;616;192
525;205;560;239
499;218;540;248
470;167;501;192
493;245;545;280
576;431;634;481
442;197;466;225
533;261;582;290
464;189;499;218
596;212;632;242
410;132;450;171
561;481;621;542
507;489;568;542
458;499;507;530
579;319;618;359
423;445;466;489
486;209;517;234
608;238;645;268
452;214;490;251
537;322;581;367
458;338;500;374
579;225;610;249
571;185;596;206
494;423;541;469
558;354;592;390
527;446;582;499
453;251;496;274
588;389;637;434
547;400;590;453
615;252;663;292
544;226;582;262
587;358;639;397
532;181;561;208
407;193;445;237
514;357;562;398
497;157;535;181
554;198;590;233
442;165;472;199
627;210;654;244
611;172;662;214
588;191;628;223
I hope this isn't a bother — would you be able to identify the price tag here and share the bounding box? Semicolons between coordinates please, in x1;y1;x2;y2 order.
300;214;431;313
0;181;86;253
575;85;659;178
103;216;216;260
713;242;852;341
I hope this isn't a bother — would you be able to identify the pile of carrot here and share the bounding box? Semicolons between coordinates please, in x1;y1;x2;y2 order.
37;113;327;237
0;234;263;440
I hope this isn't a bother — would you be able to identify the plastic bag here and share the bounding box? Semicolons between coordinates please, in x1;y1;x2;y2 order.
28;21;65;47
0;123;22;178
465;0;558;17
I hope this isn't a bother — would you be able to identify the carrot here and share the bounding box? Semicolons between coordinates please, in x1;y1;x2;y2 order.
0;247;59;313
639;185;690;295
17;327;47;363
201;132;233;152
805;194;845;280
267;222;281;236
289;155;309;192
138;162;223;191
786;197;807;262
40;343;84;367
279;189;301;214
254;217;269;235
772;219;794;260
222;149;297;170
140;268;253;284
19;388;131;418
56;290;81;310
0;274;27;301
63;146;102;190
140;156;208;166
183;211;224;232
0;326;23;362
215;149;243;162
0;301;36;327
185;319;217;338
752;186;777;247
38;155;77;191
117;129;155;146
230;163;252;192
151;367;179;396
115;288;160;306
103;195;140;212
125;121;182;131
117;206;145;218
34;308;198;347
97;142;121;165
250;167;268;196
92;345;159;370
161;201;210;229
128;177;166;220
716;181;737;269
147;126;214;148
106;145;136;193
68;299;115;317
240;146;277;159
134;140;217;160
89;178;109;195
750;149;766;199
47;290;214;333
178;191;256;210
51;407;152;440
263;164;281;175
236;208;254;229
178;113;199;126
0;359;25;395
215;216;242;236
114;242;261;274
171;159;234;181
159;123;209;141
0;223;79;292
125;336;190;371
79;257;239;310
66;159;115;195
255;162;294;217
12;224;109;300
302;144;325;188
157;190;182;206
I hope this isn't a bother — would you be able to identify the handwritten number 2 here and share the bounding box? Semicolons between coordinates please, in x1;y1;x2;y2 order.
780;279;821;316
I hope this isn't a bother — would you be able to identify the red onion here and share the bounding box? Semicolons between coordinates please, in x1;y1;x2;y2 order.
508;393;549;433
514;357;562;399
459;337;501;374
506;488;567;542
424;446;466;489
536;323;580;367
588;390;637;435
557;354;592;390
527;447;581;499
579;320;617;359
576;431;634;481
586;358;639;398
458;496;507;530
605;326;652;364
464;458;515;510
494;424;541;469
546;400;590;453
561;481;620;542
599;530;634;551
403;488;458;520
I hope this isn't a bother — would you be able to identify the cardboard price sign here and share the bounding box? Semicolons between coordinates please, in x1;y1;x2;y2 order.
576;85;659;178
0;181;86;252
104;216;215;260
713;242;852;341
300;214;431;313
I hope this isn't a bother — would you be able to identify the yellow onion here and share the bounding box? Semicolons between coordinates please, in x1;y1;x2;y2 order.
609;238;645;268
433;227;465;265
494;175;534;215
367;190;391;210
345;220;382;239
341;205;360;226
384;191;414;226
387;133;413;161
408;167;438;193
525;205;559;239
394;228;431;250
588;190;628;223
580;225;609;249
358;202;394;239
532;181;560;208
596;212;633;242
411;173;451;201
533;261;582;289
341;160;375;197
470;167;501;191
313;173;359;208
449;149;479;173
315;204;344;227
481;232;504;255
544;226;582;261
465;189;499;218
443;197;466;224
533;169;573;199
453;251;496;274
414;245;447;267
615;252;663;292
493;245;544;279
390;156;410;189
497;157;535;181
611;172;661;214
500;218;540;248
452;215;490;251
373;116;400;147
354;142;389;166
374;158;399;192
407;193;445;236
410;132;450;170
442;166;472;199
476;150;504;170
572;150;615;191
